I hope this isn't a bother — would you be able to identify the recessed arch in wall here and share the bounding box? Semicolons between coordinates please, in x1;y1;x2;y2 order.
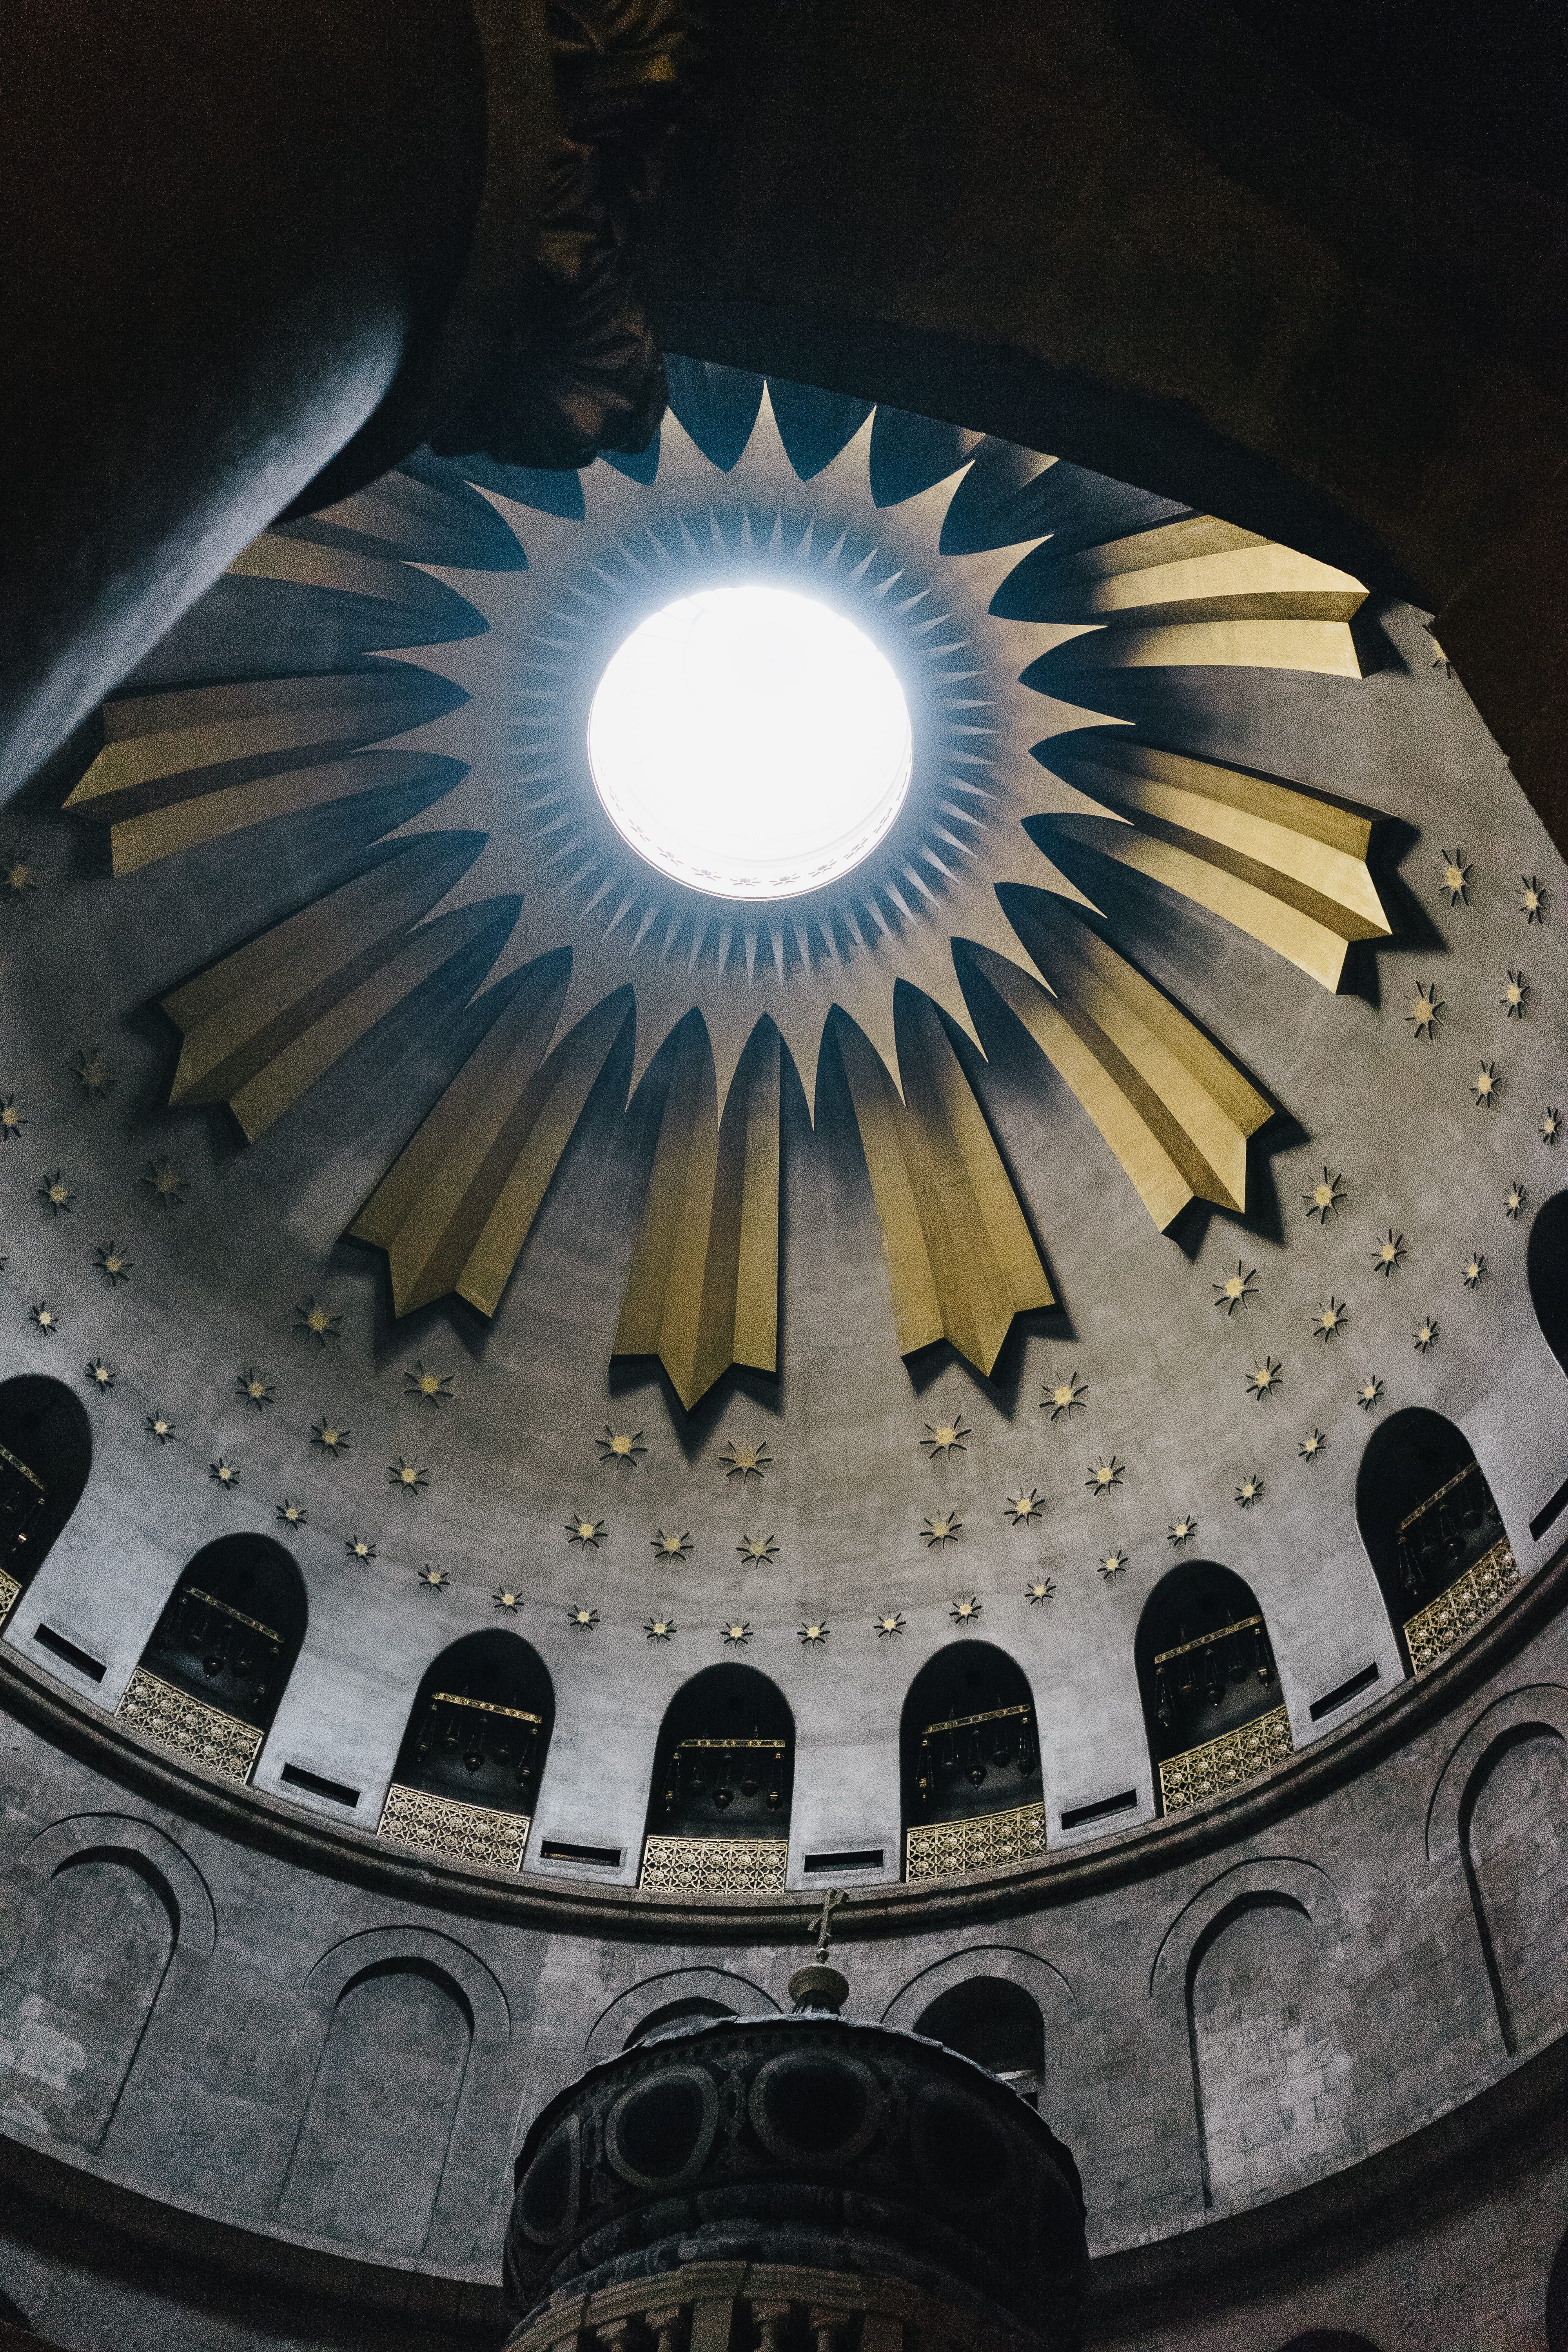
1528;1191;1568;1377
640;1662;794;1893
378;1629;556;1876
1134;1563;1286;1818
1356;1408;1512;1672
899;1641;1043;1882
585;1966;780;2060
0;1376;92;1617
118;1534;307;1785
912;1977;1045;2106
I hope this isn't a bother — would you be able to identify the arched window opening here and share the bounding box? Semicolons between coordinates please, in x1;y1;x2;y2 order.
0;1375;92;1623
640;1663;793;1895
118;1534;307;1784
899;1642;1045;1882
1356;1408;1514;1672
914;1978;1045;2107
623;1995;734;2049
1528;1190;1568;1378
1136;1563;1290;1817
378;1630;555;1876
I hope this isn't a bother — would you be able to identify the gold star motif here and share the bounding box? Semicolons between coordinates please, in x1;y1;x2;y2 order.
1212;1262;1258;1314
949;1596;982;1624
597;1426;646;1466
1304;1169;1347;1223
1312;1298;1348;1342
737;1532;779;1566
1005;1487;1045;1526
1437;851;1472;906
0;1097;25;1138
567;1515;606;1549
720;1619;750;1645
1471;1062;1499;1108
651;1529;691;1562
93;1243;132;1286
569;1604;599;1630
1234;1474;1263;1507
85;1358;114;1389
142;1158;185;1207
875;1610;906;1636
922;1511;962;1548
493;1586;521;1609
719;1437;772;1480
645;1616;675;1641
1246;1358;1283;1398
1501;971;1530;1018
417;1566;449;1593
210;1458;238;1487
347;1538;377;1562
1298;1429;1326;1462
237;1368;274;1408
1504;1183;1526;1219
294;1297;341;1346
1168;1514;1197;1545
311;1419;349;1457
1025;1577;1056;1604
1405;984;1443;1038
390;1457;429;1495
72;1048;115;1096
920;1415;971;1461
1543;1108;1563;1145
1042;1371;1087;1420
29;1302;58;1335
1519;876;1546;923
38;1173;74;1216
1413;1317;1439;1352
1098;1549;1129;1580
1356;1376;1384;1411
1087;1456;1124;1493
798;1619;829;1645
146;1413;175;1443
276;1500;306;1526
1462;1253;1486;1288
4;854;38;895
404;1363;454;1406
1373;1230;1406;1275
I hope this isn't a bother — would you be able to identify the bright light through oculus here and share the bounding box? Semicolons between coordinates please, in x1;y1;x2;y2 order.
587;586;913;899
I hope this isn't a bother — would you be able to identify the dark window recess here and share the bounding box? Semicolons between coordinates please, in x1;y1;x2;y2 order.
804;1849;884;1871
279;1762;360;1808
540;1839;621;1867
914;1978;1045;2108
1355;1410;1510;1666
1138;1563;1279;1768
0;1376;93;1590
31;1623;105;1681
143;1535;306;1731
1531;1474;1568;1544
1059;1789;1138;1831
649;1662;794;1844
392;1629;554;1818
900;1642;1043;1833
1309;1661;1381;1721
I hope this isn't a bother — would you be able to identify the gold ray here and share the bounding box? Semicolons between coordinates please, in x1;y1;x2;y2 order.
613;1016;782;1410
964;911;1272;1230
350;973;631;1317
1042;618;1363;679
835;996;1052;1374
1030;517;1367;623
160;837;493;1139
226;534;466;620
1039;740;1391;990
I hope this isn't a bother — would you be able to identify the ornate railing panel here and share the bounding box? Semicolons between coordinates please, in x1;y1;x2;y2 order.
0;1569;20;1631
1158;1701;1293;1816
377;1780;532;1871
639;1833;788;1893
1405;1537;1519;1672
116;1664;263;1783
904;1796;1049;1883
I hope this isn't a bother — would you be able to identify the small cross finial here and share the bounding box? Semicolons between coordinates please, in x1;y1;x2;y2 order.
812;1887;846;1964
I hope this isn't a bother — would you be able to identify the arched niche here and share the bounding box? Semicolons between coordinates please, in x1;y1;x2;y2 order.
0;1374;92;1611
1528;1190;1568;1377
623;1994;734;2049
914;1976;1045;2107
123;1535;306;1784
379;1630;555;1875
640;1662;794;1893
1356;1407;1510;1670
899;1641;1043;1882
1136;1563;1286;1818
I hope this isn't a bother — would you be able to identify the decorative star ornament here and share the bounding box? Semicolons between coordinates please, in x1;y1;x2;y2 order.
347;1538;377;1562
1504;1183;1526;1219
875;1610;906;1636
1005;1487;1045;1526
1312;1298;1348;1342
0;1097;24;1139
85;1357;114;1390
417;1566;449;1593
567;1515;606;1549
72;1047;115;1096
93;1241;132;1287
1373;1230;1406;1276
1413;1317;1439;1352
38;1173;74;1217
1437;851;1472;907
1234;1474;1264;1507
922;1511;962;1548
1098;1548;1129;1580
1461;1253;1486;1289
737;1532;779;1566
389;1457;429;1495
1298;1429;1327;1462
293;1296;341;1346
798;1619;829;1645
1213;1262;1258;1314
721;1619;751;1645
146;1412;176;1443
1471;1062;1499;1109
276;1500;307;1527
1025;1577;1056;1604
1304;1169;1347;1223
237;1368;274;1408
493;1585;521;1609
1519;876;1546;923
1246;1357;1284;1399
1042;1372;1088;1421
1543;1108;1563;1145
1087;1456;1125;1494
29;1302;58;1336
404;1363;454;1406
311;1418;350;1456
949;1596;982;1624
568;1604;599;1630
920;1415;971;1461
644;1616;676;1641
209;1457;239;1487
1168;1514;1198;1545
3;852;38;895
142;1158;185;1207
597;1426;647;1466
651;1529;692;1563
1405;984;1443;1038
1501;971;1530;1018
1356;1376;1385;1411
719;1437;772;1480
